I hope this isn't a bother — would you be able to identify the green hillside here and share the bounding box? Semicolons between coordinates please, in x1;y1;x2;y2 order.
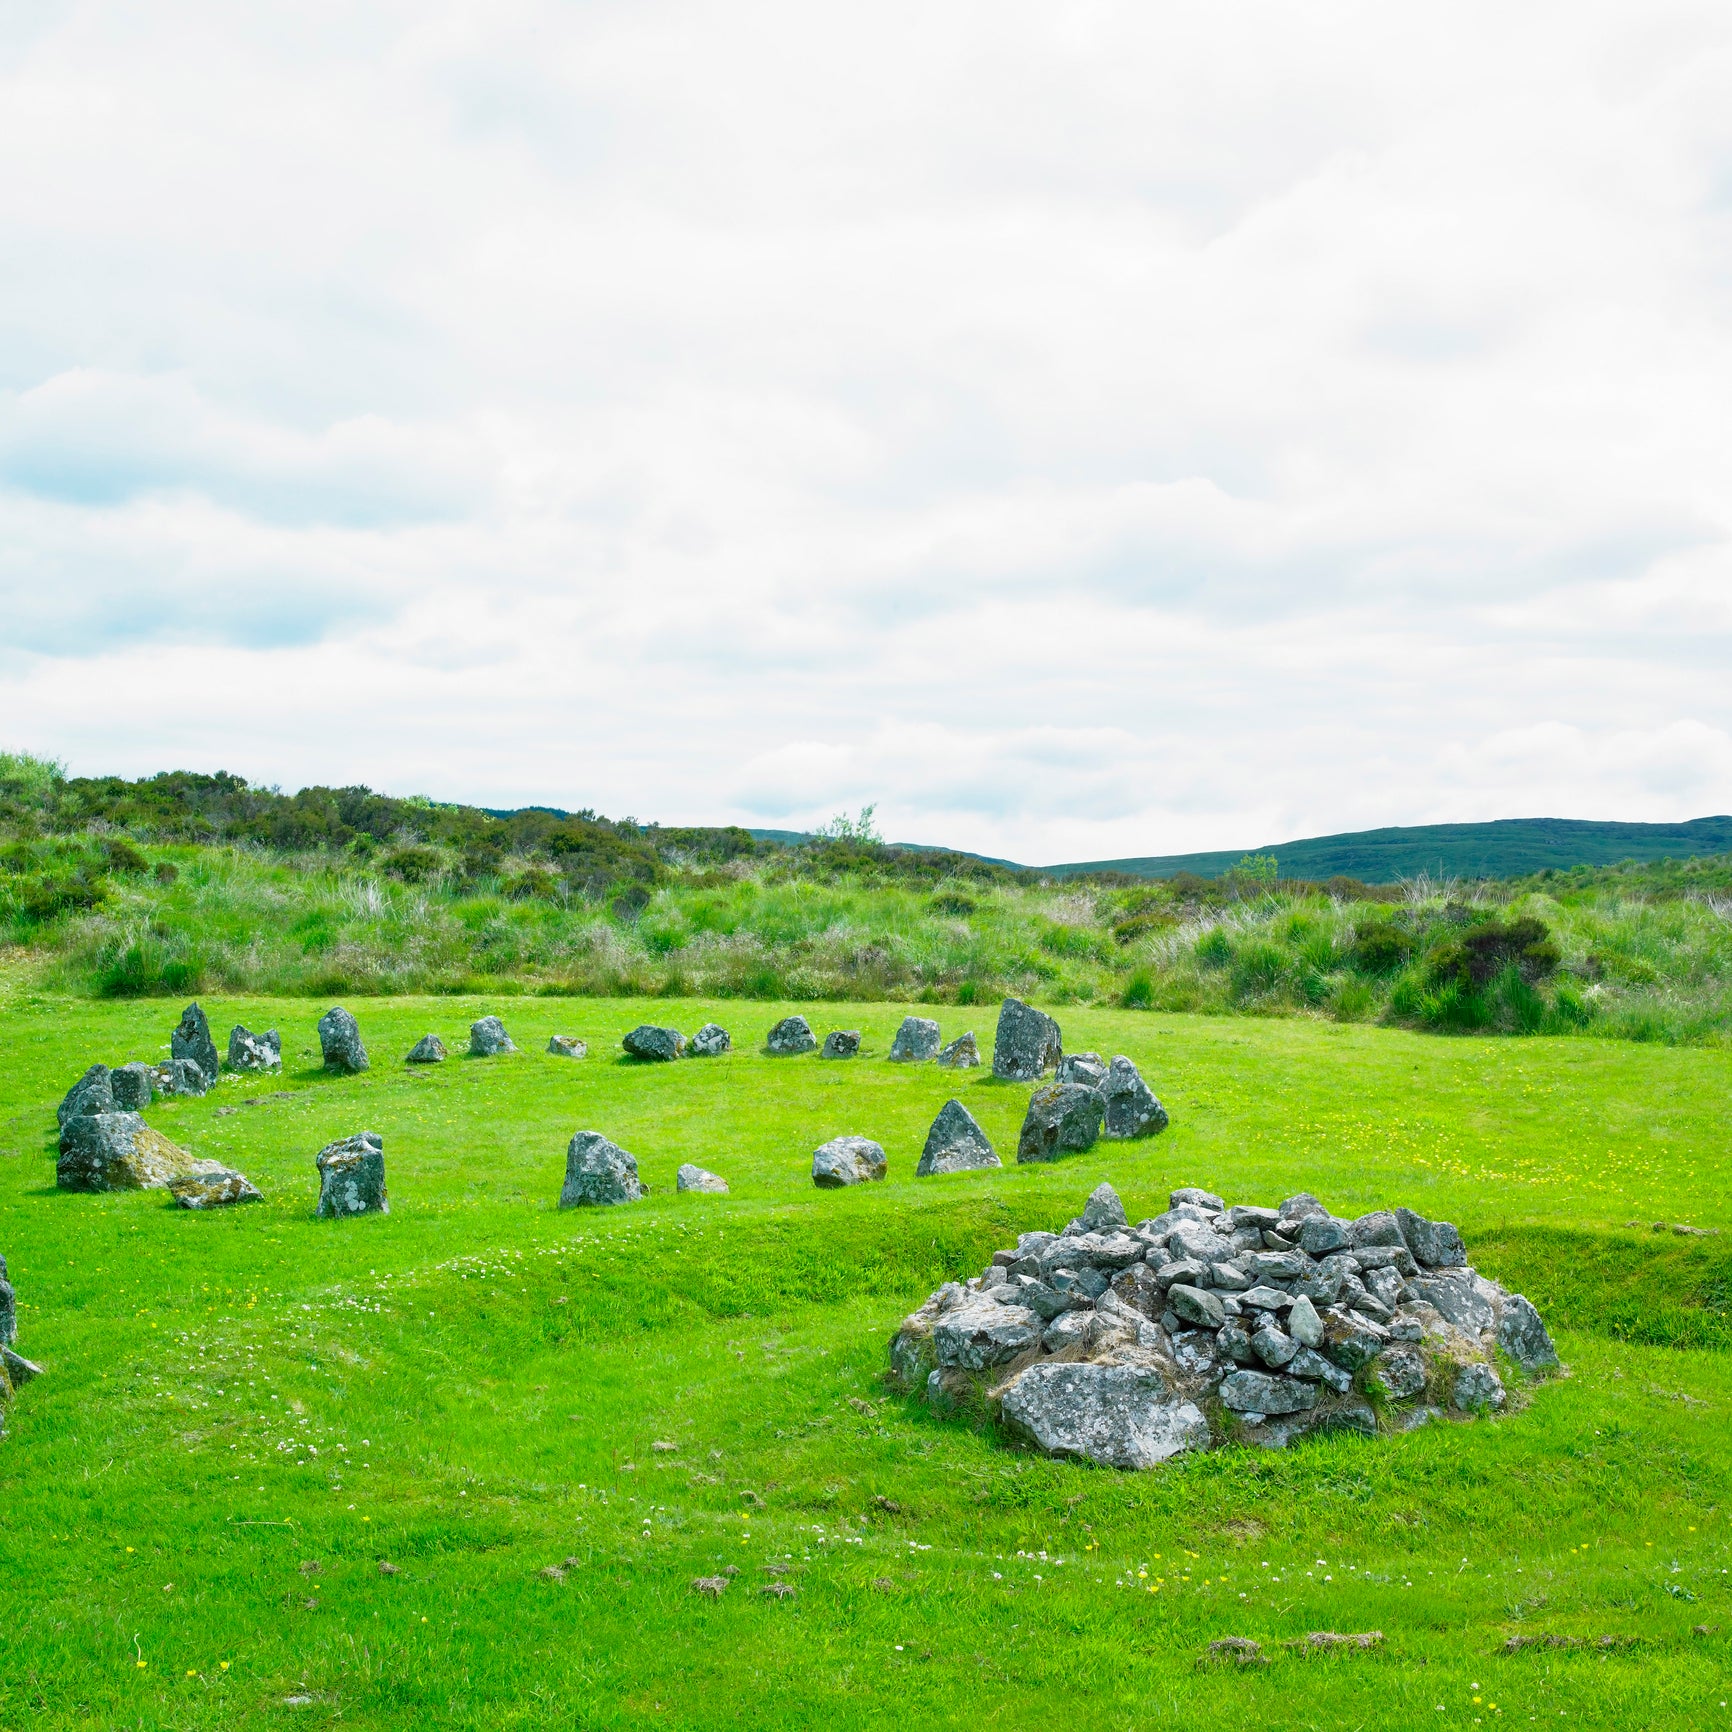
1045;815;1732;884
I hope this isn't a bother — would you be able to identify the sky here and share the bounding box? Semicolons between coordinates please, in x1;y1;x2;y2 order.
2;1;1731;865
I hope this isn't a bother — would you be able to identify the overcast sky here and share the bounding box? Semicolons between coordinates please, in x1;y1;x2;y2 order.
2;2;1730;863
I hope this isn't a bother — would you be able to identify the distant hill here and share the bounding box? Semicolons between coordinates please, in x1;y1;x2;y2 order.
1042;816;1732;884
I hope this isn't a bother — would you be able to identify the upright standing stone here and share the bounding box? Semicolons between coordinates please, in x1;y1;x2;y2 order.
888;1017;942;1062
318;1007;369;1073
57;1064;114;1129
110;1062;155;1111
559;1132;644;1207
227;1025;282;1072
916;1101;1001;1176
765;1015;817;1056
172;1003;221;1085
936;1032;980;1068
992;998;1062;1081
316;1132;388;1216
1099;1055;1169;1139
151;1058;212;1097
469;1016;517;1056
1016;1082;1103;1163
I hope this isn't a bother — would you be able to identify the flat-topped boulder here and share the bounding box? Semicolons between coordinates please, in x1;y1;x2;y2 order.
58;1113;199;1192
546;1035;587;1059
991;998;1061;1081
316;1133;388;1217
890;1182;1558;1468
172;1003;221;1086
623;1025;684;1062
318;1007;369;1073
888;1017;941;1062
560;1132;644;1207
917;1100;1001;1176
688;1024;731;1057
765;1015;817;1056
812;1135;887;1188
470;1016;517;1056
111;1062;154;1111
228;1025;282;1072
169;1164;263;1209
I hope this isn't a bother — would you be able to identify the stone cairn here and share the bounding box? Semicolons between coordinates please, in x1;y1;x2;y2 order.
889;1181;1559;1468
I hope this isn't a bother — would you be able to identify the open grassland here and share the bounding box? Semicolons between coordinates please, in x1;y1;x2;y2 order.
1;997;1730;1729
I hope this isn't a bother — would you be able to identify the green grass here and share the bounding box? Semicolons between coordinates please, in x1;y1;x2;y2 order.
2;996;1731;1728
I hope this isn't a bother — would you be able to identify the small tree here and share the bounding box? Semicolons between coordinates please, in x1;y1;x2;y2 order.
813;804;882;846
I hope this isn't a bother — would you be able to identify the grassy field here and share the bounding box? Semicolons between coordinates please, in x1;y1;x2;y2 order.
1;995;1729;1729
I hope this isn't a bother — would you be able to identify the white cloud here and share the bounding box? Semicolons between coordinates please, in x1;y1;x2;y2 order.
1;0;1730;861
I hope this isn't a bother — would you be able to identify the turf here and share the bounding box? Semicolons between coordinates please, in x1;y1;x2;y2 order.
1;996;1729;1729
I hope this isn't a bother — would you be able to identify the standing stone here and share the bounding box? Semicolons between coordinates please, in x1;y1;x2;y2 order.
1497;1293;1559;1370
546;1035;587;1058
110;1062;155;1111
559;1132;644;1207
999;1361;1209;1469
470;1016;517;1056
318;1007;369;1074
227;1025;282;1072
765;1015;817;1056
916;1101;1001;1176
1016;1082;1104;1163
1394;1207;1468;1268
169;1165;263;1209
0;1254;14;1346
811;1136;887;1188
1055;1052;1106;1089
1099;1056;1169;1139
623;1025;684;1061
676;1163;729;1194
151;1058;212;1098
172;1003;221;1085
888;1017;942;1062
316;1132;388;1217
821;1031;861;1060
56;1064;113;1129
687;1024;731;1057
991;997;1062;1081
58;1113;198;1192
406;1035;448;1064
936;1032;980;1068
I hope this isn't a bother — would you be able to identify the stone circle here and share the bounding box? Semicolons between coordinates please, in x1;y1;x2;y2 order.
688;1023;731;1057
316;1132;388;1217
916;1100;1001;1176
936;1032;980;1068
172;1002;221;1086
406;1034;448;1064
560;1131;644;1207
623;1025;684;1061
546;1035;588;1058
820;1030;861;1060
228;1025;282;1072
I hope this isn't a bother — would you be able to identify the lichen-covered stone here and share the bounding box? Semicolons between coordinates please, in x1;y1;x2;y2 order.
406;1034;448;1064
1219;1369;1317;1415
1016;1081;1104;1163
546;1035;587;1059
1452;1361;1506;1412
820;1030;861;1060
316;1132;388;1217
936;1032;980;1068
991;998;1062;1081
687;1023;731;1057
1055;1051;1107;1089
169;1164;263;1209
1000;1361;1208;1468
931;1300;1041;1369
110;1062;154;1111
151;1057;212;1097
469;1016;517;1056
812;1135;887;1187
888;1016;941;1062
765;1015;817;1056
172;1003;221;1085
57;1064;114;1128
1496;1293;1558;1370
916;1100;1000;1176
227;1025;282;1072
1099;1056;1169;1139
58;1113;198;1192
623;1024;684;1061
318;1007;369;1074
676;1162;729;1194
559;1132;643;1207
1395;1207;1467;1268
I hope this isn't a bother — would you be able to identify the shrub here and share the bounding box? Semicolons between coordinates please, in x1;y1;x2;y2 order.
1352;917;1414;973
1121;969;1154;1009
1425;915;1560;992
103;838;149;875
928;891;977;917
152;860;179;885
382;845;442;884
1229;940;1288;997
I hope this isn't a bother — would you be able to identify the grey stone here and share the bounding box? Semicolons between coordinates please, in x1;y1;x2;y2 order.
470;1016;517;1056
932;1300;1041;1369
1166;1220;1230;1262
688;1023;731;1057
1000;1361;1209;1468
820;1030;861;1060
936;1032;980;1068
171;1002;220;1085
623;1024;684;1061
110;1062;154;1111
1349;1210;1404;1249
1277;1192;1329;1224
1321;1309;1389;1371
227;1025;282;1072
1252;1251;1308;1281
991;997;1062;1081
1287;1294;1323;1347
58;1113;197;1192
1352;1245;1418;1276
151;1058;211;1097
1251;1324;1298;1368
0;1263;13;1347
1229;1205;1281;1231
1167;1284;1225;1329
1063;1232;1144;1269
1287;1347;1353;1393
318;1006;369;1074
1409;1270;1495;1332
1171;1186;1225;1212
1365;1267;1405;1311
1497;1293;1559;1370
1041;1310;1094;1352
1016;1082;1103;1163
546;1035;587;1058
57;1063;114;1128
1219;1320;1256;1364
1240;1285;1292;1312
1078;1182;1128;1233
1371;1346;1427;1400
1055;1051;1107;1089
1292;1264;1349;1308
169;1165;263;1209
765;1015;817;1056
1299;1217;1351;1256
1208;1260;1254;1291
916;1100;1000;1176
676;1163;729;1194
1013;1277;1075;1321
1395;1207;1467;1268
406;1035;448;1064
0;1346;39;1385
1452;1361;1506;1412
1219;1370;1317;1415
558;1131;643;1208
811;1135;887;1188
1156;1257;1207;1290
317;1132;389;1216
888;1016;942;1062
1048;1267;1109;1302
1109;1262;1164;1319
1100;1056;1169;1139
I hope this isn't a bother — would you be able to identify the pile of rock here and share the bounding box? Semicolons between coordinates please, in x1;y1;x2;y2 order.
889;1182;1558;1467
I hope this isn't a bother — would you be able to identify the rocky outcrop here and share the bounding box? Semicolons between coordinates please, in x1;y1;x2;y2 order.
1016;1082;1103;1163
936;1032;980;1069
560;1132;645;1207
58;1113;200;1191
57;1064;114;1128
889;1182;1558;1469
110;1062;154;1111
821;1030;861;1059
406;1035;448;1064
1100;1056;1168;1139
765;1016;817;1056
991;998;1061;1081
812;1135;887;1188
316;1133;388;1217
546;1035;588;1058
688;1023;731;1057
172;1003;221;1086
888;1017;941;1062
228;1025;282;1072
677;1162;729;1194
169;1165;263;1209
623;1025;684;1061
470;1016;517;1056
916;1100;1001;1176
318;1007;369;1073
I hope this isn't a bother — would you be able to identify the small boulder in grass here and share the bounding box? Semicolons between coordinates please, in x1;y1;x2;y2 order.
687;1023;731;1057
623;1025;684;1062
676;1163;729;1194
469;1016;517;1056
227;1025;282;1072
58;1113;199;1192
888;1016;941;1062
546;1035;587;1059
169;1164;263;1209
811;1136;887;1188
316;1132;388;1217
820;1030;861;1059
916;1100;1000;1176
764;1015;817;1056
936;1032;979;1069
560;1132;645;1207
692;1576;729;1598
405;1034;447;1065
